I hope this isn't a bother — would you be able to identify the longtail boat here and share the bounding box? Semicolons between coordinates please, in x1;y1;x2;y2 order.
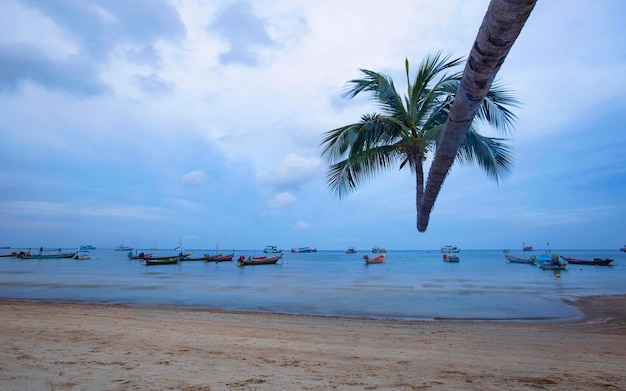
145;258;179;266
237;254;282;266
559;256;613;266
363;253;386;264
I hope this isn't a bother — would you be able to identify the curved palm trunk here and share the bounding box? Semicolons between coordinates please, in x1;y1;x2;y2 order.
417;0;537;232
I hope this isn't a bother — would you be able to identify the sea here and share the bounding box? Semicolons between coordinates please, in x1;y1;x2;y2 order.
1;248;625;321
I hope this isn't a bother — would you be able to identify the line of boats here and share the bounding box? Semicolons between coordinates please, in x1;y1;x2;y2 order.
504;250;614;270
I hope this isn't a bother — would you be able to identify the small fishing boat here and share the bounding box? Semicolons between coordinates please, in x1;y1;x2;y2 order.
115;245;133;251
522;242;533;252
535;253;567;270
346;246;357;254
559;256;613;266
128;251;153;260
442;254;459;262
371;246;386;253
145;258;179;266
203;251;235;262
80;245;96;250
363;253;386;264
237;254;282;266
73;250;91;260
504;252;536;264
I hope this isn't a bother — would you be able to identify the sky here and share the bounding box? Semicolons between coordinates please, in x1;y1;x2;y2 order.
1;0;625;251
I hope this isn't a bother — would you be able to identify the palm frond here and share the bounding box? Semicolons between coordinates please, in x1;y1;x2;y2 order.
325;144;400;199
455;128;514;183
342;70;407;121
475;80;520;135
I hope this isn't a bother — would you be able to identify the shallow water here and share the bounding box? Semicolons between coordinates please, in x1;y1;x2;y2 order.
1;249;624;320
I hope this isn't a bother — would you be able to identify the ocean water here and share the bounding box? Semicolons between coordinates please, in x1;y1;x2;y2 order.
1;248;625;321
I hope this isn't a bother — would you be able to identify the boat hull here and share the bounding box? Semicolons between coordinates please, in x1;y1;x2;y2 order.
560;256;613;266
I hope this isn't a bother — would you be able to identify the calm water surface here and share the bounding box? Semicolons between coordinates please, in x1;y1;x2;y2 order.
1;249;625;320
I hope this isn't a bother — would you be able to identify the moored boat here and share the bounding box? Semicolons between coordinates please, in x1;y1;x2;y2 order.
535;253;567;270
115;245;133;251
442;254;459;262
203;251;235;262
145;258;179;266
559;256;613;266
263;245;282;254
440;245;460;253
291;246;316;253
346;246;357;254
372;246;386;253
73;250;91;260
504;252;536;264
522;242;533;252
363;253;386;264
80;245;96;250
237;254;282;266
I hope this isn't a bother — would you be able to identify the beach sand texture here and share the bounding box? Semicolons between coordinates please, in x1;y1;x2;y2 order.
1;296;625;390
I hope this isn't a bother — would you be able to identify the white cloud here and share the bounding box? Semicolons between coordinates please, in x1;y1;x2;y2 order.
293;221;311;230
264;153;321;189
181;170;206;186
267;192;297;209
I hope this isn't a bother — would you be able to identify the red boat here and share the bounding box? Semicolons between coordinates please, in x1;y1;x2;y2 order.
204;252;235;262
559;256;613;266
363;253;386;264
237;254;282;266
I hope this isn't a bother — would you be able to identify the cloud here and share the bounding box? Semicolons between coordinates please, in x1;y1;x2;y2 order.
208;1;276;66
0;43;108;95
264;153;321;189
293;221;310;230
181;170;206;186
267;192;296;210
0;0;185;95
133;73;174;95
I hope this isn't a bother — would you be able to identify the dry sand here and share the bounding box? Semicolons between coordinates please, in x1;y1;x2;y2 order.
1;296;625;390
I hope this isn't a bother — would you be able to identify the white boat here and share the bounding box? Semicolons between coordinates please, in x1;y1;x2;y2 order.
372;246;386;253
114;245;132;251
440;245;460;253
80;245;96;250
73;250;90;260
522;242;533;251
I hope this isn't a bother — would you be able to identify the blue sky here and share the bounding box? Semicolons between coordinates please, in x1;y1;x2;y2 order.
1;0;625;251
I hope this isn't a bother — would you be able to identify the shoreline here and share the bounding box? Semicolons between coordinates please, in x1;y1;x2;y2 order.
1;295;625;390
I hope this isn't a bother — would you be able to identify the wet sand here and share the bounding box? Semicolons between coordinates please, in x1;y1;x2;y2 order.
1;296;625;390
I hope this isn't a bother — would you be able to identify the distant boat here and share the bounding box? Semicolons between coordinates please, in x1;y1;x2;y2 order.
150;239;158;251
559;256;613;266
263;245;282;254
440;245;460;253
291;246;316;253
346;246;357;254
372;246;386;253
522;242;533;251
620;245;626;252
80;245;96;250
442;254;459;262
114;245;132;251
363;253;386;264
237;254;282;266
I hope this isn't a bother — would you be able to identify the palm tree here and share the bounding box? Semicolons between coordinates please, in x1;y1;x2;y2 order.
418;0;537;231
320;51;519;231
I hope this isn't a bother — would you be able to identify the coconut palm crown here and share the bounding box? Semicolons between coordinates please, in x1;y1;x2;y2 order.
320;51;519;231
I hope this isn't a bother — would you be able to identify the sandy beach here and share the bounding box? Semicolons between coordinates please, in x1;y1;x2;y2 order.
1;296;625;391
